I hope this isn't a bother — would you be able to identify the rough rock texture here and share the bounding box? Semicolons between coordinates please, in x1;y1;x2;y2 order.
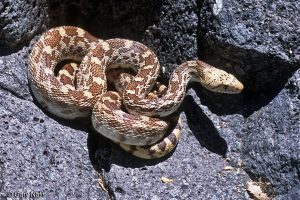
0;48;109;199
142;0;198;78
0;47;30;99
242;69;300;197
276;183;300;200
197;0;300;198
0;0;47;54
105;117;249;199
0;0;299;199
47;0;163;41
198;0;299;91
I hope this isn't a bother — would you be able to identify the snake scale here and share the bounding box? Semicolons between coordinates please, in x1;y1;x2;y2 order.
28;26;243;159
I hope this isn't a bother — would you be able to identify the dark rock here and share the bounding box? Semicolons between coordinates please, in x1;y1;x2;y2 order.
0;0;299;199
242;69;300;196
143;0;198;78
0;0;47;55
197;2;300;195
47;0;163;40
198;0;300;90
276;184;300;200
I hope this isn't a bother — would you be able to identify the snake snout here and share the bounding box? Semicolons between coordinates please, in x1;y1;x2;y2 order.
224;75;244;93
214;73;244;94
201;67;244;94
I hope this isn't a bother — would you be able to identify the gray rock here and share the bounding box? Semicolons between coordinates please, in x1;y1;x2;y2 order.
197;2;300;196
198;0;300;90
242;69;300;196
0;46;30;99
105;121;249;199
0;0;299;199
0;0;47;54
0;87;108;199
275;184;300;200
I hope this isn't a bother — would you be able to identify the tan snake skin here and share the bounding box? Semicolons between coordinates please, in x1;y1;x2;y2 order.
56;62;181;159
28;26;243;159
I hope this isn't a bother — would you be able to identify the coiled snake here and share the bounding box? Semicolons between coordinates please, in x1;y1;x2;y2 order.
28;26;243;159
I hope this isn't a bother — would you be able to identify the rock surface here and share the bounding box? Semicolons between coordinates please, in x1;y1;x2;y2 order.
198;0;299;91
0;0;299;199
0;47;109;199
0;0;47;54
242;69;300;198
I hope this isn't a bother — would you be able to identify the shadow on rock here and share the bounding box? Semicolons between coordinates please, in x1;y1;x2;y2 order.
193;50;298;118
183;95;228;157
87;130;113;172
190;83;245;116
88;93;231;171
196;0;299;118
87;127;178;170
196;3;298;117
46;0;163;41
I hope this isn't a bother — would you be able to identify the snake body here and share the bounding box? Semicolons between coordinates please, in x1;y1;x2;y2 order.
28;26;243;159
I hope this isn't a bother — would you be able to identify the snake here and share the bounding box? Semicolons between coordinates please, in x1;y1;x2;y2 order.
28;26;244;159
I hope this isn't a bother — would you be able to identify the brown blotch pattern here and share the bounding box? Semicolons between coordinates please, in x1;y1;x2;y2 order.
44;30;62;48
59;74;73;86
89;83;102;95
157;141;167;152
29;26;243;159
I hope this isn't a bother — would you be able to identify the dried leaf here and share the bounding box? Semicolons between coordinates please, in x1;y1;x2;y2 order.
224;166;234;171
247;181;270;200
160;177;174;183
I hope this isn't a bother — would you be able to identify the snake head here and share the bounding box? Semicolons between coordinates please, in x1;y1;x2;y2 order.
195;61;244;94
